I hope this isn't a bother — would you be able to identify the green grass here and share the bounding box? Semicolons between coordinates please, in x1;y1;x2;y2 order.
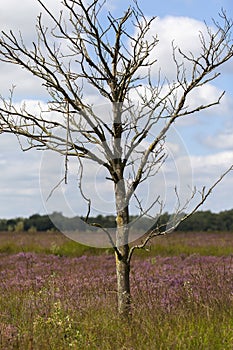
1;291;233;349
139;242;233;257
82;308;233;349
0;230;232;257
0;231;112;256
134;231;233;258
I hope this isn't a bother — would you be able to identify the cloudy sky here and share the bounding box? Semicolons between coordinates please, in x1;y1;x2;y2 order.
0;0;233;219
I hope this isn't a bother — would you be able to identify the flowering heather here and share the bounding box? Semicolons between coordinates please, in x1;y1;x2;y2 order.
0;251;233;349
131;255;233;311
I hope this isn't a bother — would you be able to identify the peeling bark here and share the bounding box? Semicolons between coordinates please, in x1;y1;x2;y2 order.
114;162;131;317
115;245;131;317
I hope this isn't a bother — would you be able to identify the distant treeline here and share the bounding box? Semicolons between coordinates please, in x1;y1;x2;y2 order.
0;209;233;233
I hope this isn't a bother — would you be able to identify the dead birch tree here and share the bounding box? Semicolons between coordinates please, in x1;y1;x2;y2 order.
0;0;233;317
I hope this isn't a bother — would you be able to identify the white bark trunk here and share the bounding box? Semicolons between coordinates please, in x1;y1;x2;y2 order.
115;243;131;316
115;178;131;317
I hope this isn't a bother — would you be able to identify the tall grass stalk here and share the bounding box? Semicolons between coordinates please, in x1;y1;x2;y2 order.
0;253;232;349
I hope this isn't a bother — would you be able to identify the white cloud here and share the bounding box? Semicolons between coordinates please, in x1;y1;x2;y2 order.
0;63;48;99
188;152;233;206
129;80;232;132
0;0;40;37
143;16;207;80
1;131;232;218
0;0;62;99
0;0;63;38
0;134;43;218
205;128;233;150
139;14;233;84
0;0;88;100
0;5;233;218
189;151;233;211
191;151;233;171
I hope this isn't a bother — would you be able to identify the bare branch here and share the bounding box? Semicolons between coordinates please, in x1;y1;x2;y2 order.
128;165;233;263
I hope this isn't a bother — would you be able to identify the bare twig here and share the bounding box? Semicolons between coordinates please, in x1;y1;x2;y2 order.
128;165;233;263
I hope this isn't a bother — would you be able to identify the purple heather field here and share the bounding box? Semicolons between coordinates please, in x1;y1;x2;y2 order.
0;231;233;348
0;252;232;311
